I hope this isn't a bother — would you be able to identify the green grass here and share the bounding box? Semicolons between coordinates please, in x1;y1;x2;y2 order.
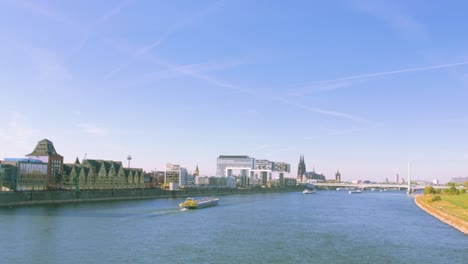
442;193;468;209
422;193;468;222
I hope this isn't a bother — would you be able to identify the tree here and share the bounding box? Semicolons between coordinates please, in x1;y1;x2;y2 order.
424;186;435;195
444;186;459;195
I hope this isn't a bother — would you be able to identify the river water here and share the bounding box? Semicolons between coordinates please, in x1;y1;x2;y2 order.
0;190;466;263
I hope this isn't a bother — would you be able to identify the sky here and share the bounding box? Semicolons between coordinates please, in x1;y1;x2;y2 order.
0;0;467;183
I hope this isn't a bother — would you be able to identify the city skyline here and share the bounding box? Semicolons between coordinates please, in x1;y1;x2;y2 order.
1;1;468;183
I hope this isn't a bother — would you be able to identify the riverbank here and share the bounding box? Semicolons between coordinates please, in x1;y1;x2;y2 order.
0;186;302;207
414;194;468;235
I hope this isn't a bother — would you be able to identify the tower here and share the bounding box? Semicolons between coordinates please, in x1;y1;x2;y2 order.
335;170;341;182
297;155;306;182
194;165;199;177
407;162;412;195
127;155;132;168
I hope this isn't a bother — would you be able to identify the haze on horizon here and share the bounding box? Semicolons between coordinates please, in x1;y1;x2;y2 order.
1;0;467;183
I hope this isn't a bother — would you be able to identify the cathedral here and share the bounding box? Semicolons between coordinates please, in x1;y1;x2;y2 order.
296;155;326;182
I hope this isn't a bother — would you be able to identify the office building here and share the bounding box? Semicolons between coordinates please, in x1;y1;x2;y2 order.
165;163;188;188
216;155;255;177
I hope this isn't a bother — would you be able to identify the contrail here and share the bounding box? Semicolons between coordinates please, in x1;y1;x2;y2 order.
316;61;468;84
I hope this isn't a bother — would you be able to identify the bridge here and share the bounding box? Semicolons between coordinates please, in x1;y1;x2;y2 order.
303;182;449;191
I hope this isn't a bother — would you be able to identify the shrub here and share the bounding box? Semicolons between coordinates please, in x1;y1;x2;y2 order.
431;195;441;202
460;188;466;194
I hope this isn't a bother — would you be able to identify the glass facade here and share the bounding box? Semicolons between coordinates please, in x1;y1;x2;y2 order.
0;164;17;191
17;162;48;190
255;160;274;170
216;156;254;177
274;162;291;173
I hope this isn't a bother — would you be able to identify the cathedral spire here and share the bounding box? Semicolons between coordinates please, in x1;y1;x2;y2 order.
297;154;307;182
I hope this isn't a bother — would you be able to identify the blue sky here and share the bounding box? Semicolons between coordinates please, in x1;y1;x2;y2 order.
1;0;467;183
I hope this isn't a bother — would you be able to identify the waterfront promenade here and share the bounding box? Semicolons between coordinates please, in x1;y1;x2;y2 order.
0;186;302;207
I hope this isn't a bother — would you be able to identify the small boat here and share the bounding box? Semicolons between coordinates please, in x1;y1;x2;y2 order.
348;190;362;194
302;189;316;194
179;197;219;209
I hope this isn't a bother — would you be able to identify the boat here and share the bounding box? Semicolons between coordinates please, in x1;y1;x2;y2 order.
302;189;316;194
348;190;362;194
179;197;219;209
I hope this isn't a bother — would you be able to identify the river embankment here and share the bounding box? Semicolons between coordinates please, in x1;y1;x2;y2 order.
414;194;468;235
0;186;302;207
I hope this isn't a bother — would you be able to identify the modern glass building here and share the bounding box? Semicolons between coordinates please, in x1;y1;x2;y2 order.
0;164;17;191
216;155;255;177
1;158;48;191
17;161;48;190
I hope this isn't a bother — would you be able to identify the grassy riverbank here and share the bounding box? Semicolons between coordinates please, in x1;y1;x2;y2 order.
415;194;468;234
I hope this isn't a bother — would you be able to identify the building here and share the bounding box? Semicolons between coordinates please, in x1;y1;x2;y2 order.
164;163;188;188
148;171;165;187
395;174;399;184
196;176;210;186
194;165;200;177
216;155;255;177
217;155;290;188
186;174;195;187
296;155;325;182
284;178;297;187
1;158;49;191
0;163;18;191
63;158;145;190
335;170;341;182
297;155;306;181
26;139;64;189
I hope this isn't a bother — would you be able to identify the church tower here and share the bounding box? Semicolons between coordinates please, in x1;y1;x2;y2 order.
194;165;199;177
335;170;341;182
297;155;306;182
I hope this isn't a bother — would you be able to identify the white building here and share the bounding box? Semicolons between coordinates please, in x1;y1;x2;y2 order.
165;163;188;188
216;155;290;188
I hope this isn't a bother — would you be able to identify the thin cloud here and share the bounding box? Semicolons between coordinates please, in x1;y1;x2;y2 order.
1;0;74;26
272;96;374;124
286;81;357;97
72;0;134;56
96;0;133;24
139;58;251;83
352;0;426;38
321;61;468;84
103;0;226;80
76;124;108;137
304;127;365;141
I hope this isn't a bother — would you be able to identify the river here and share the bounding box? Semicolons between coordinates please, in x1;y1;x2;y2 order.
0;190;466;263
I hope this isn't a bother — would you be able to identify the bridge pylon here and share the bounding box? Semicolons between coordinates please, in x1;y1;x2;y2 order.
407;162;412;195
